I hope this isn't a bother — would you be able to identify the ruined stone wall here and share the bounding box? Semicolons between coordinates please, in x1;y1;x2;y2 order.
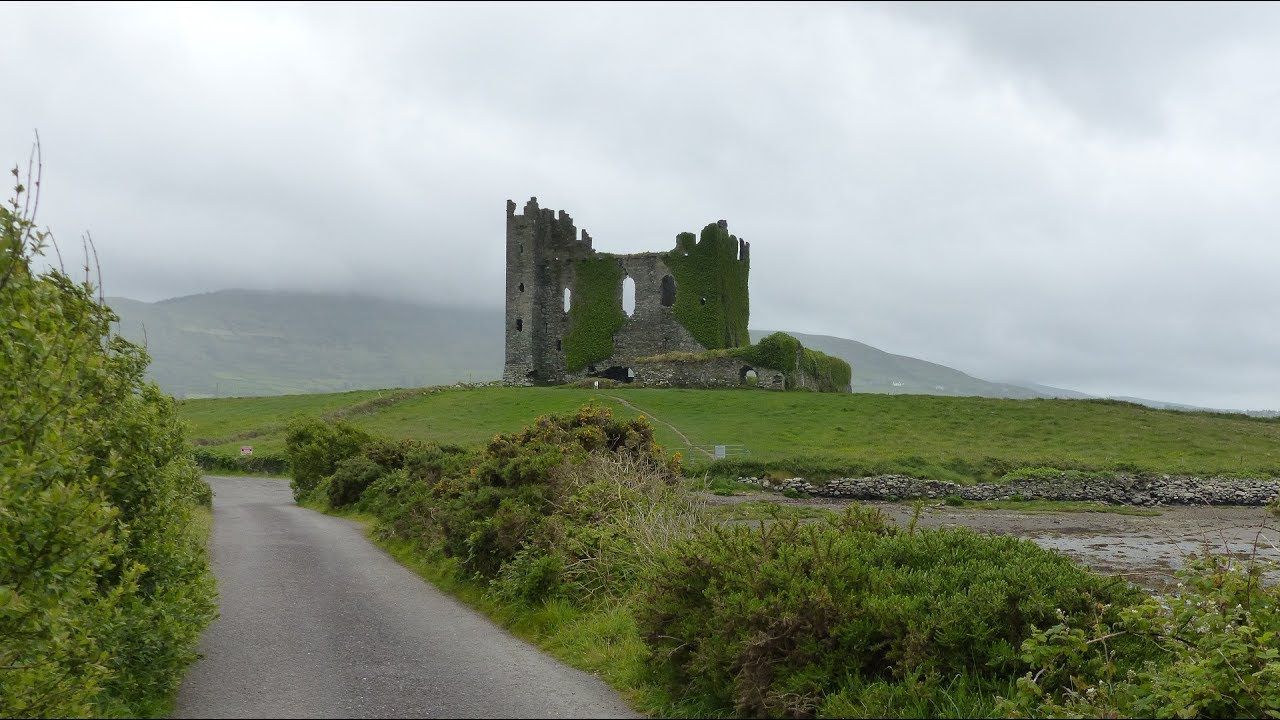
504;198;750;387
630;356;787;390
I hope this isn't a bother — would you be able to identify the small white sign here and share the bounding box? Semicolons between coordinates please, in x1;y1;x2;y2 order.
240;446;253;456
714;445;726;460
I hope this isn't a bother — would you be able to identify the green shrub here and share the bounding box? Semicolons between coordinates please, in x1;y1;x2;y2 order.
327;454;386;508
637;510;1137;718
192;447;290;475
492;547;567;604
1;161;215;717
285;416;372;500
354;404;682;596
1002;550;1280;718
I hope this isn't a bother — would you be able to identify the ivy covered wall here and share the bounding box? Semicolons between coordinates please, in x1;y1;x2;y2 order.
663;223;750;350
563;257;625;372
731;332;852;392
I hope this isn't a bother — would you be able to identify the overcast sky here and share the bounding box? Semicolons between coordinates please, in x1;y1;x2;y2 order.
5;2;1280;409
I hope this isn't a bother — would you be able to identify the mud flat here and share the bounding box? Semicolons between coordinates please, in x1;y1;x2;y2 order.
706;493;1278;589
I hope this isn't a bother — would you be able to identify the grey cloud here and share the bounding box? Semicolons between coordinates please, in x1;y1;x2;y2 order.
3;2;1278;409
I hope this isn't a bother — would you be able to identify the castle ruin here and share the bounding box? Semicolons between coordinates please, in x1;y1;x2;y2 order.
502;197;851;392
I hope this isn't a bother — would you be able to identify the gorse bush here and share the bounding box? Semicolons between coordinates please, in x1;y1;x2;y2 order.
285;416;372;500
1;152;215;716
637;511;1138;717
1001;551;1280;718
327;454;385;508
287;403;1279;719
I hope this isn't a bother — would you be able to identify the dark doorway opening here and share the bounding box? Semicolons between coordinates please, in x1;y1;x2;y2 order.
597;366;636;384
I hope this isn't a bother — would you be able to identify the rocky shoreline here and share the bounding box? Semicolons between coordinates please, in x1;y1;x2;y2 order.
737;473;1280;506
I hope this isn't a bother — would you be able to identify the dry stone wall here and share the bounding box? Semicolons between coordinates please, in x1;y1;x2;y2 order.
738;473;1280;506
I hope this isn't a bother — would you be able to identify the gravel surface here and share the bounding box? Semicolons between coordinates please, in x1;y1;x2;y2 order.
173;476;638;719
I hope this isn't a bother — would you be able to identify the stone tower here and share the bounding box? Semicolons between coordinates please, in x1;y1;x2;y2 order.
503;198;593;385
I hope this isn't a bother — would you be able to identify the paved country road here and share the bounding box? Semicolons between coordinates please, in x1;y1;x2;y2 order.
174;476;638;719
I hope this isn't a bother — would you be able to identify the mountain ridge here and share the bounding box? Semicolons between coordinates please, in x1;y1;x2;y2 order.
107;289;1273;416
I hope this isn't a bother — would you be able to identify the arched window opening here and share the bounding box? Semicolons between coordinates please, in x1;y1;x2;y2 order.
741;367;759;386
660;275;676;307
518;282;525;293
556;338;562;351
563;287;572;313
516;318;523;332
518;243;524;254
622;276;636;317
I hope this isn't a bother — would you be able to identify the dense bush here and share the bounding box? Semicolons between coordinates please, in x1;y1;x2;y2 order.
1;159;216;716
392;404;680;582
637;510;1139;717
1001;552;1280;718
285;416;372;500
192;447;290;475
327;454;385;508
287;403;1278;719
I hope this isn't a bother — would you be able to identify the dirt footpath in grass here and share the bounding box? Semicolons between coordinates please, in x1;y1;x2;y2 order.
704;493;1279;588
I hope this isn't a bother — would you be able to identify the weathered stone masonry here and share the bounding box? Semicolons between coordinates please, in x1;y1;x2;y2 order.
503;197;753;387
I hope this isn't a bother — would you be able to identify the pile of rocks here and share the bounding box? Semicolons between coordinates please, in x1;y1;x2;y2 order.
737;473;1280;506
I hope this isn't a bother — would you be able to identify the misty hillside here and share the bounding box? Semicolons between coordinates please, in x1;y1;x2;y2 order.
110;289;1059;399
108;290;501;397
754;331;1050;399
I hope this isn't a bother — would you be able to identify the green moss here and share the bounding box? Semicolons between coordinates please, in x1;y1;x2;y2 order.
563;257;625;372
663;224;750;349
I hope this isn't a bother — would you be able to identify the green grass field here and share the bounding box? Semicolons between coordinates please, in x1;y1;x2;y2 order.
179;385;1280;483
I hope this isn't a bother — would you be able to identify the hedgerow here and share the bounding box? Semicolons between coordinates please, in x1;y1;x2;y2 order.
287;404;1279;718
192;447;290;475
1;149;215;717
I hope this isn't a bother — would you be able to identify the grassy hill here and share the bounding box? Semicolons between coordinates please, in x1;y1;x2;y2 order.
109;290;501;397
111;289;1062;400
181;385;1280;484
